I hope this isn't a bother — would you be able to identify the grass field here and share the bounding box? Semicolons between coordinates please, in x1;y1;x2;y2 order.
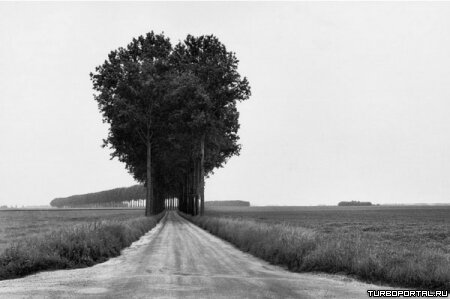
205;206;450;256
0;209;145;253
190;205;450;290
0;208;160;280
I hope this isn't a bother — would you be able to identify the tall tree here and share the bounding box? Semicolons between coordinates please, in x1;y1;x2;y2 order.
90;32;172;215
91;32;250;216
171;35;251;214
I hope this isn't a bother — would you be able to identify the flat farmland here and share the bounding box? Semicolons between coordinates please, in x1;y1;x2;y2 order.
200;205;450;289
205;205;450;255
0;209;144;253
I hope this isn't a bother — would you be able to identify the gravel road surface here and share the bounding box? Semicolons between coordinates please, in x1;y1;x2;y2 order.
0;211;389;298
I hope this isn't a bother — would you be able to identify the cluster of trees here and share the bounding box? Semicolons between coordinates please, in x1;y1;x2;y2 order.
90;32;250;216
50;185;145;208
338;201;373;206
205;200;250;207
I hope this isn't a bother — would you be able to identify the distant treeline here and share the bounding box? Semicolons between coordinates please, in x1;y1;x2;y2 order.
50;185;145;208
50;186;251;208
205;200;250;207
338;201;373;206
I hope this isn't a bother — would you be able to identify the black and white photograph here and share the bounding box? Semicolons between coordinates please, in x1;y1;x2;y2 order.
0;1;449;298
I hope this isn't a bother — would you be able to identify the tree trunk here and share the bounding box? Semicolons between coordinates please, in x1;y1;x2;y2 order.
145;141;153;216
194;161;198;215
181;186;185;213
189;171;193;215
200;135;205;215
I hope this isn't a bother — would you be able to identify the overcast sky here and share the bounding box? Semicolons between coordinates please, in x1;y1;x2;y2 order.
1;2;450;207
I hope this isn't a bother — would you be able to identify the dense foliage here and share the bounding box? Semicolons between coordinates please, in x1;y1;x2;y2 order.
205;200;250;207
90;32;250;215
50;185;145;208
338;201;373;206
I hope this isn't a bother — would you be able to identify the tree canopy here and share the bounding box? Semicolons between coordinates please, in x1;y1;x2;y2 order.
50;185;145;208
90;31;250;215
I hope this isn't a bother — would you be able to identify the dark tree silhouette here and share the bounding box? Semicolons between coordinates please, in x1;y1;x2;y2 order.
170;35;251;214
50;185;146;208
90;32;250;215
90;32;172;215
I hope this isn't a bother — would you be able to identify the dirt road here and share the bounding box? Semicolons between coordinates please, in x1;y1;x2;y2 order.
0;211;388;298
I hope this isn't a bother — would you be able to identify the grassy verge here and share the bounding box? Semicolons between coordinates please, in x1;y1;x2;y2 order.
0;212;164;280
183;213;449;290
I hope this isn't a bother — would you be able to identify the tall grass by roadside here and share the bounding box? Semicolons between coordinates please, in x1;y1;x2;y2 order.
0;209;147;253
0;213;164;280
184;214;450;290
